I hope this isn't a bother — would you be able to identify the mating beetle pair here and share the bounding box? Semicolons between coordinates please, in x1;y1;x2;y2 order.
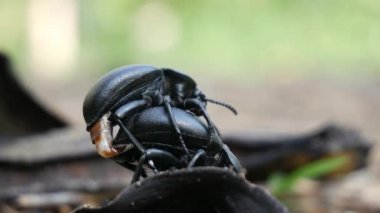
83;65;241;182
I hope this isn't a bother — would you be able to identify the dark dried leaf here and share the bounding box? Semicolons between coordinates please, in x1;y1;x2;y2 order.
75;167;288;213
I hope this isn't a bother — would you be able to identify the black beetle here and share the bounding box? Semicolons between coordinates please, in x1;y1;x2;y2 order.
83;65;240;182
112;106;241;182
83;65;236;156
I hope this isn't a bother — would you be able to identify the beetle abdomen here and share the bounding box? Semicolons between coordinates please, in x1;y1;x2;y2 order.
117;107;223;154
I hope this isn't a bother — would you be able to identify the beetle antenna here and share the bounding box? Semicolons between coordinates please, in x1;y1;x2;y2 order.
205;98;238;115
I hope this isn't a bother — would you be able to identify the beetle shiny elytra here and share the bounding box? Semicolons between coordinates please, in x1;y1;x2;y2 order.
113;106;241;182
83;65;241;182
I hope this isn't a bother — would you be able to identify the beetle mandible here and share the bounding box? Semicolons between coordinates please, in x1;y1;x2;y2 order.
83;65;237;160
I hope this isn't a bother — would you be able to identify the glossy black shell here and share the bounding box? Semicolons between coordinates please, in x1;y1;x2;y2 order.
83;65;197;130
114;107;223;160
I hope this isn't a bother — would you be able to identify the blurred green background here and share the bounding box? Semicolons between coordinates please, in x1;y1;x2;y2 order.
1;0;379;81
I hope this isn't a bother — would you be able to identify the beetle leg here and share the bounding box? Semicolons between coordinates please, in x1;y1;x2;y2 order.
187;149;206;168
114;99;150;119
148;160;158;173
131;148;184;183
132;154;147;183
112;99;153;155
184;99;216;145
163;96;191;157
116;119;145;155
221;144;242;173
90;113;119;158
